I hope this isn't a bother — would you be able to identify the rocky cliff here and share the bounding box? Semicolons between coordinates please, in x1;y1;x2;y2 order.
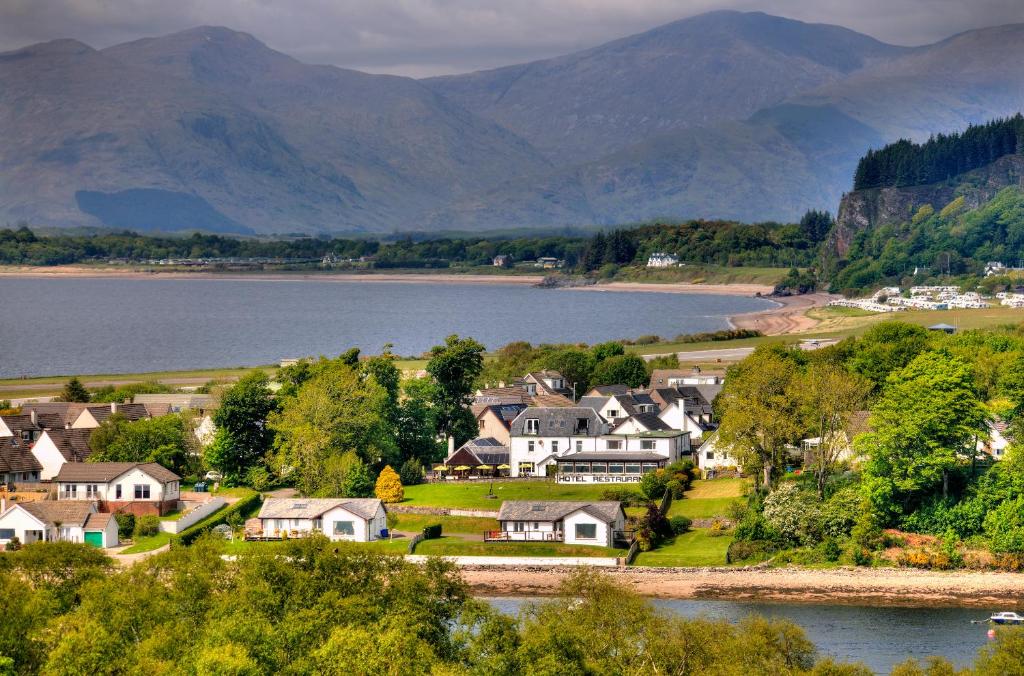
830;154;1024;258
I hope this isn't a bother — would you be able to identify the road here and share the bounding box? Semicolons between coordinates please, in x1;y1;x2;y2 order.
642;339;838;362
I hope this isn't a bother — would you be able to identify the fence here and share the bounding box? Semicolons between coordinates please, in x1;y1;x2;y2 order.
160;498;226;534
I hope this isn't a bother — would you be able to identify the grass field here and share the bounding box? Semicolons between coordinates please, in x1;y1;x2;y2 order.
415;536;624;558
401;481;614;510
219;538;410;555
668;478;747;520
632;529;732;567
613;264;789;286
120;531;174;554
391;513;499;534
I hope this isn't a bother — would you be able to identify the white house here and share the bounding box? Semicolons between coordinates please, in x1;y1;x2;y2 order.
492;501;627;548
30;428;94;480
508;407;606;476
0;500;119;549
256;498;387;542
978;419;1012;460
695;431;742;476
54;462;181;516
133;394;218;445
647;252;680;267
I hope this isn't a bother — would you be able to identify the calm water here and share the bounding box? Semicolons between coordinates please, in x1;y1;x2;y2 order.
0;277;772;377
486;597;993;674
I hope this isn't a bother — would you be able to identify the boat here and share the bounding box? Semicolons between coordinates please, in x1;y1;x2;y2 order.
989;612;1024;625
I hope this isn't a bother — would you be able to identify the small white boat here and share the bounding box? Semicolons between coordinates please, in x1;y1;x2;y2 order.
989;612;1024;625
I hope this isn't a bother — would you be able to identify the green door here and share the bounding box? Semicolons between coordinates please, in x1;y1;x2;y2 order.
84;531;103;548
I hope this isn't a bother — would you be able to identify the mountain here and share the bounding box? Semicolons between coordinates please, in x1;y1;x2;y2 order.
0;28;549;233
3;14;1024;234
425;11;909;162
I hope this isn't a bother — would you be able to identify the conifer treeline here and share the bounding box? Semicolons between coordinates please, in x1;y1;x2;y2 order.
853;114;1024;190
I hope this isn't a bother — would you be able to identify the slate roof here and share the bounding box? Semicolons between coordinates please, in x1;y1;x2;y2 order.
477;404;528;429
647;369;725;388
558;451;669;462
81;403;152;424
587;384;630;396
446;437;510;466
39;429;94;462
20;500;94;527
21;402;89;426
576;396;609;412
0;437;44;474
509;407;605;437
54;461;180;483
84;512;114;531
497;500;622;523
133;394;217;410
258;497;383;521
621;413;674;432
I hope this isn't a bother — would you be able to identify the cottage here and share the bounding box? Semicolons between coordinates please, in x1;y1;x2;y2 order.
978;419;1012;460
30;428;93;480
71;402;154;429
0;500;118;548
256;498;387;542
491;501;627;547
54;462;181;516
443;437;510;476
647;252;679;267
0;437;43;484
695;431;741;476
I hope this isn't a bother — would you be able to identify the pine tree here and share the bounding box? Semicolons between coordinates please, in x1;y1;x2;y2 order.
60;377;90;403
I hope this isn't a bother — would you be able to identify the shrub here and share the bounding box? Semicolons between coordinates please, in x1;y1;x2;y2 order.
669;515;692;535
734;512;780;544
762;483;821;546
851;547;873;566
134;515;160;539
819;487;862;539
422;524;442;540
639;470;668;501
707;519;730;537
173;492;262;546
993;553;1024;571
820;538;842;562
727;540;773;563
374;465;404;503
633;335;662;345
114;513;136;540
984;496;1024;554
226;510;244;530
5;536;20;552
850;510;884;551
398;458;424;486
601;488;644;506
245;466;272;492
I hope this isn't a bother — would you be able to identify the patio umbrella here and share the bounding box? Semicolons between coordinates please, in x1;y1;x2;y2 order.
497;464;511;470
432;464;449;471
476;464;493;470
454;465;471;471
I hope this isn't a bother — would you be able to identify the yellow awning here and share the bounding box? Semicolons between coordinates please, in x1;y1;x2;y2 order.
454;465;471;471
433;465;448;471
476;464;493;470
497;464;511;470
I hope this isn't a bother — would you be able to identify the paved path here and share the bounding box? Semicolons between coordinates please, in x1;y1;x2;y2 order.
110;543;170;567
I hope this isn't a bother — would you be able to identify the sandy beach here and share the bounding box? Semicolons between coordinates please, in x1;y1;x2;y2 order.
729;292;837;335
460;565;1024;608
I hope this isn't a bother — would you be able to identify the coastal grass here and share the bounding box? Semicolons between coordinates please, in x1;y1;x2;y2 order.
414;536;624;558
400;481;613;510
218;537;409;555
391;513;499;534
632;528;733;567
612;264;789;286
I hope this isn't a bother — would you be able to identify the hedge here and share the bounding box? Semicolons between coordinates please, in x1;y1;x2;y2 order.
171;492;262;547
422;524;442;540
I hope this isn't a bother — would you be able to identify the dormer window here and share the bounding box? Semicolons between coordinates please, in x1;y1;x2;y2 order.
525;384;537;395
525;419;540;435
574;418;589;434
607;409;620;419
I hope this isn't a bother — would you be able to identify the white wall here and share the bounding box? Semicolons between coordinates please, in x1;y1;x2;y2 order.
697;434;741;472
31;433;69;480
509;435;600;477
88;517;120;548
260;505;386;543
564;510;621;547
59;468;179;503
160;498;226;534
0;506;48;545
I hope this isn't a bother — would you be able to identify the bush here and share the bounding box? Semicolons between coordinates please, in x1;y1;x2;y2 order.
984;496;1024;554
374;465;404;504
820;538;842;562
727;539;773;563
134;515;160;539
245;466;272;492
601;488;644;506
665;480;684;500
640;470;668;501
669;515;692;535
422;524;442;540
850;510;884;551
819;487;862;539
733;512;781;544
173;492;262;547
851;547;873;566
398;458;424;486
6;536;20;552
114;513;136;540
707;519;730;537
762;483;822;546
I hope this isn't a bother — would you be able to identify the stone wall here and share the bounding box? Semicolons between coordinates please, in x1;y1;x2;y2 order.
387;505;499;518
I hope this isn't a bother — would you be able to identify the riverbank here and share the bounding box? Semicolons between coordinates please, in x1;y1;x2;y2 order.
459;565;1024;608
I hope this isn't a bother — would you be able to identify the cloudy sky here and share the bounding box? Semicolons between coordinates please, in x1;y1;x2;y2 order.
2;0;1023;77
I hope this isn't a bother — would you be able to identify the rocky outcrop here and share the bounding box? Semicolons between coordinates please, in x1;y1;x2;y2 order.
830;154;1024;258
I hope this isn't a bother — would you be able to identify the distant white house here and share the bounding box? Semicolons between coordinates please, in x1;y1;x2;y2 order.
647;252;680;267
256;498;387;542
695;431;742;475
492;254;512;268
491;500;626;547
978;419;1012;460
0;500;119;549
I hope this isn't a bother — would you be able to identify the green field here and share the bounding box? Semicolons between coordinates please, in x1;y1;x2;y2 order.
632;529;732;567
401;481;616;510
218;537;410;555
391;513;499;534
668;478;747;520
612;264;788;286
120;531;174;554
415;536;624;558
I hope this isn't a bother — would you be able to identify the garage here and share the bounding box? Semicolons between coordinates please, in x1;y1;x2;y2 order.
84;531;104;548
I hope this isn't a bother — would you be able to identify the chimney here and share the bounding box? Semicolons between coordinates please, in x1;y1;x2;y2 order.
110;402;118;414
447;436;455;456
30;410;37;426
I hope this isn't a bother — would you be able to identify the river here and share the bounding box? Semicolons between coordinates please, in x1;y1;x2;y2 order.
0;276;773;377
485;597;992;674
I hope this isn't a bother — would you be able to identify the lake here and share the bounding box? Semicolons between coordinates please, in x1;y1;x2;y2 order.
0;276;773;377
486;597;992;674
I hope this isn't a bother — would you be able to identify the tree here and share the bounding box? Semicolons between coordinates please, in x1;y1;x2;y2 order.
203;428;240;479
797;364;871;499
60;377;90;403
88;414;195;476
590;354;648;389
859;351;988;521
847;322;931;390
213;372;277;477
270;360;396;495
716;347;804;490
374;465;404;503
426;335;485;446
396;377;442;464
398;458;424;486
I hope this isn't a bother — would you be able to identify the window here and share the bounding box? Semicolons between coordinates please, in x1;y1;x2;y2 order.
551;440;559;454
20;430;30;442
642;463;659;473
625;463;642;475
575;523;597;540
0;529;14;540
558;462;573;474
334;521;355;536
606;440;622;450
86;484;98;499
527;440;535;453
575;440;583;452
607;409;619;419
591;462;607;474
62;484;77;499
533;522;539;530
574;418;589;434
115;484;122;499
641;440;656;450
513;521;525;532
608;463;624;474
525;384;537;395
478;419;486;431
313;518;323;531
705;451;715;460
134;484;151;499
525;418;540;435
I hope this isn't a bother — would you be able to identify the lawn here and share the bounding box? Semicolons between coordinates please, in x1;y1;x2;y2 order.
668;478;748;520
391;513;499;534
218;538;410;555
401;481;613;510
632;529;733;567
120;531;174;554
415;536;624;558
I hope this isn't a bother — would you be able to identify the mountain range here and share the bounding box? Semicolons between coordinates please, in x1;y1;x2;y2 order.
2;11;1024;235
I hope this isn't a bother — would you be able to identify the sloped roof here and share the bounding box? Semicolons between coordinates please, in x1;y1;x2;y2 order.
447;437;510;466
612;413;673;433
54;461;180;483
587;384;630;396
0;438;44;474
577;396;610;412
84;512;114;530
258;497;383;521
509;407;604;437
80;403;152;424
497;500;622;523
20;500;94;527
476;404;528;429
133;394;217;409
21;402;89;426
39;429;94;462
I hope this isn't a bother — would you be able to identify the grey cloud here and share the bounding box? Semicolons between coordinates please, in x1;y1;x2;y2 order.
1;0;1022;77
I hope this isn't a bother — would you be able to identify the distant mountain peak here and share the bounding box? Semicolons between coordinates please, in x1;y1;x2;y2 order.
2;38;96;59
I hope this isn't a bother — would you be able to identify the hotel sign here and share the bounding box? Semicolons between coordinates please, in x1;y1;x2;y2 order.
557;475;642;484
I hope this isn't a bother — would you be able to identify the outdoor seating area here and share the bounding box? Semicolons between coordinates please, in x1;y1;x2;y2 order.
432;463;511;478
484;529;563;542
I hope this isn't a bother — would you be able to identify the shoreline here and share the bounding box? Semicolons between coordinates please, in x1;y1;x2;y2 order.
459;565;1024;608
